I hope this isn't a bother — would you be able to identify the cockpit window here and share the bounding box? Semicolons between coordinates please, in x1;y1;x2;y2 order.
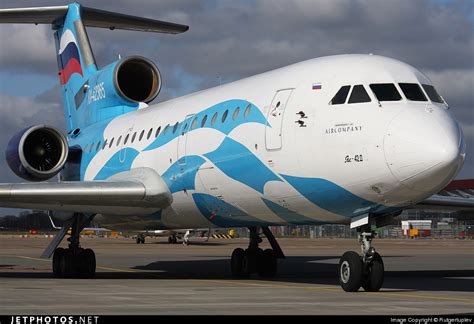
348;85;371;104
422;84;444;103
369;83;401;101
399;83;427;101
330;85;350;105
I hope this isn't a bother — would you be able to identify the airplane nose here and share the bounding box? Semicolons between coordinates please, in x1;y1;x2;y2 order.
384;108;465;193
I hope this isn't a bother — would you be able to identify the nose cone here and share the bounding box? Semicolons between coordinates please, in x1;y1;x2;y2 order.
384;108;465;193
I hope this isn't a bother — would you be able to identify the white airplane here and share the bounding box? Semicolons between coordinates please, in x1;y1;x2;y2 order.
48;214;110;233
134;228;211;245
0;4;472;291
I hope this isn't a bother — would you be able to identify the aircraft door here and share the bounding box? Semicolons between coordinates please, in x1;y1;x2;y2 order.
265;88;294;150
120;126;134;163
177;114;194;165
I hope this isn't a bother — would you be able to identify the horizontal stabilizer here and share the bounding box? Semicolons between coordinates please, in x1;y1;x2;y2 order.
0;5;189;34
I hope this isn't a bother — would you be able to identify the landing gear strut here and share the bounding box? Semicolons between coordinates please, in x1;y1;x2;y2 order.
338;225;384;292
231;227;284;278
52;214;96;278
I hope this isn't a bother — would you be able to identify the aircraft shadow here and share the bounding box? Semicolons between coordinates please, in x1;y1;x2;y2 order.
1;256;472;293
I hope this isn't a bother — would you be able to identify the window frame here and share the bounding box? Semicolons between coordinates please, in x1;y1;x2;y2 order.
330;85;351;105
398;83;428;102
369;83;402;102
347;84;372;104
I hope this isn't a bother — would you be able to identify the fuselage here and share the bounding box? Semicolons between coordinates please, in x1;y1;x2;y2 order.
65;54;465;230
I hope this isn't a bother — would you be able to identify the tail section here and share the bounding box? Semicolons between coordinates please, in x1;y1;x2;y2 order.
55;3;98;133
0;3;188;134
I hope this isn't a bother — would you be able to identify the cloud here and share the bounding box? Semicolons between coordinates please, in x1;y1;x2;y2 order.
0;0;472;185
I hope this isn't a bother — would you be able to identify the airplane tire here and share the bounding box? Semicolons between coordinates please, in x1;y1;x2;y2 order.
79;248;96;279
52;247;65;278
231;248;247;278
168;236;173;244
60;249;75;279
257;249;277;278
339;251;362;292
362;252;384;292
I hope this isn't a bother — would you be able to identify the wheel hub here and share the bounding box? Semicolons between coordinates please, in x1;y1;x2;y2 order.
340;260;350;283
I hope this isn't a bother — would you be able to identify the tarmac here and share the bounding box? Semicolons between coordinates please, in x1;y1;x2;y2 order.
0;236;473;315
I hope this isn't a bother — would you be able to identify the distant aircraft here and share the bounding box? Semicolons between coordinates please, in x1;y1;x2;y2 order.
48;215;110;234
0;3;472;292
134;228;211;245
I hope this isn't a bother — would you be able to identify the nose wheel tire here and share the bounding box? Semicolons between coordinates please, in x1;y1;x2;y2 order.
362;252;384;292
339;251;363;292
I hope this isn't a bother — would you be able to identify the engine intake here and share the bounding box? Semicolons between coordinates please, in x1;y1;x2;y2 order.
6;125;68;181
114;56;161;103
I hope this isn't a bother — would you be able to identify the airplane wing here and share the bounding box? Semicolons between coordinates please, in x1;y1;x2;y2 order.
409;179;474;212
0;168;172;215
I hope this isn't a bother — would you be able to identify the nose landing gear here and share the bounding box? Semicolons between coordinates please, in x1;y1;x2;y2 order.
338;225;384;292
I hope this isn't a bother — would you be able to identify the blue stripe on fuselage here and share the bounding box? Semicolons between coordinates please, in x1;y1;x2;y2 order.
143;99;268;152
204;137;282;193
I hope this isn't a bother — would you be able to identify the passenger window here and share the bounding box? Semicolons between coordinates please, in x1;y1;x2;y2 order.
139;130;145;141
399;83;427;101
164;125;170;135
117;136;122;147
173;122;179;134
84;144;88;152
348;85;371;104
211;112;218;125
102;140;108;150
201;115;208;127
244;105;251;118
369;84;402;101
131;132;137;143
155;126;161;138
89;143;94;153
109;138;114;148
233;107;240;120
147;128;153;140
124;134;129;145
222;110;228;123
330;86;351;105
96;141;101;152
422;84;444;103
191;117;198;129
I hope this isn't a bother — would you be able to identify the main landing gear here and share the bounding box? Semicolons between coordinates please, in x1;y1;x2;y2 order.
231;227;285;278
339;225;384;292
167;235;178;244
136;235;145;244
52;214;96;278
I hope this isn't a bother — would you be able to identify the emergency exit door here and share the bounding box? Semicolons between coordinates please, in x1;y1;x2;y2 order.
265;89;294;150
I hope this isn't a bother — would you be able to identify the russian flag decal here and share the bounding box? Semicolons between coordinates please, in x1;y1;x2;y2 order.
312;83;322;90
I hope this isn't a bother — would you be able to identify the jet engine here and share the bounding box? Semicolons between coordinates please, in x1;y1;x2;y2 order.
89;56;162;106
5;125;68;181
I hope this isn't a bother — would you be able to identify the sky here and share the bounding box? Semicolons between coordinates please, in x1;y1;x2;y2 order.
0;0;472;214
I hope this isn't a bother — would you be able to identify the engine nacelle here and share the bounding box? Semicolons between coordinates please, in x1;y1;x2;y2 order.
6;125;69;181
89;56;162;106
